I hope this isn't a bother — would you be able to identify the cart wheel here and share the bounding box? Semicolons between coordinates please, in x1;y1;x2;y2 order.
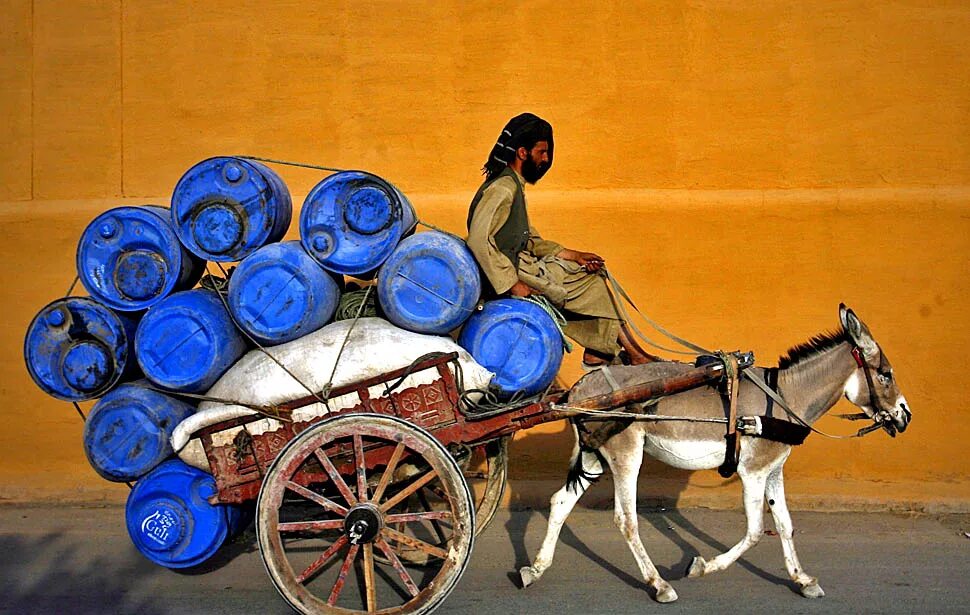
257;414;475;615
386;436;508;567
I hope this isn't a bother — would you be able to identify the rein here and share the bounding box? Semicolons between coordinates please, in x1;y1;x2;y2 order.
553;406;728;424
604;271;888;441
742;349;885;440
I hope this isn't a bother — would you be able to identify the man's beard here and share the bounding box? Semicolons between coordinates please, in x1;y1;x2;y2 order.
521;157;549;184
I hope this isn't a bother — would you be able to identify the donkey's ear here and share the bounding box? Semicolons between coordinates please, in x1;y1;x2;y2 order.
840;304;878;357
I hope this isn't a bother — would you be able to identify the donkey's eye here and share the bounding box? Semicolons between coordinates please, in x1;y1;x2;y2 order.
877;372;892;386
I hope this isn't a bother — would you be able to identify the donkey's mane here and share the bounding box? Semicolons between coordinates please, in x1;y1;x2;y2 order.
777;328;849;369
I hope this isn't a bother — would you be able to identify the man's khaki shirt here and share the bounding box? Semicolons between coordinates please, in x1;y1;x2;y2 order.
465;170;561;294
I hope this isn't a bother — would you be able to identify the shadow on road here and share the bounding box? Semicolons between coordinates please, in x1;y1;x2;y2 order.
500;420;794;594
652;508;795;592
173;514;259;577
0;533;167;615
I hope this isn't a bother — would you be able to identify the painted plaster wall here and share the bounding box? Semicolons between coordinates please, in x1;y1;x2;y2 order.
1;1;968;508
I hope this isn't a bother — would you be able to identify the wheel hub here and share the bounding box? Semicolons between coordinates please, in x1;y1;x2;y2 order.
344;502;383;545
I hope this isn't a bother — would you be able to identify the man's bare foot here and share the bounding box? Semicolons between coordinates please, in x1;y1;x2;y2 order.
618;325;662;363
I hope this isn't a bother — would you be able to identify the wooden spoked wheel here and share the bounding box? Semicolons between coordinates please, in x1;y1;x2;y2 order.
257;414;475;615
385;436;508;567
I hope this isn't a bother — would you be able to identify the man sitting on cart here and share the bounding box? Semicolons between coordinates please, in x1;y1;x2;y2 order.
466;112;655;369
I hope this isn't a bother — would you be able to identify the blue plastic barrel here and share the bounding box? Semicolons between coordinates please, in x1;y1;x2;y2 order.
126;459;246;568
24;297;138;401
378;231;481;334
135;289;247;392
83;382;195;482
228;240;341;345
300;171;417;276
77;205;205;311
457;298;564;397
171;157;292;262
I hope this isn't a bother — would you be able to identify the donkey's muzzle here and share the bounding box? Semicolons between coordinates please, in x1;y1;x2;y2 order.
895;402;911;434
880;402;911;437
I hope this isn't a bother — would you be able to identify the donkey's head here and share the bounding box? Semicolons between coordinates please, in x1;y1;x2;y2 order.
840;304;911;436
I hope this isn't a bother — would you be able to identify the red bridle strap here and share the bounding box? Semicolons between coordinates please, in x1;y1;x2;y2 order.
851;346;865;368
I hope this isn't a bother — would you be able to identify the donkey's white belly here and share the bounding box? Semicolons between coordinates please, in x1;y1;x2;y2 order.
642;434;724;471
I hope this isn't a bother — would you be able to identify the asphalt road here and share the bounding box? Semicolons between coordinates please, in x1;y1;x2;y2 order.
2;505;968;614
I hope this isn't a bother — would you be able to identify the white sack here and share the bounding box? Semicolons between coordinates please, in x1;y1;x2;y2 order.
173;317;494;470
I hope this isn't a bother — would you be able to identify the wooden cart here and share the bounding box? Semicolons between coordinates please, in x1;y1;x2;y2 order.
193;352;744;614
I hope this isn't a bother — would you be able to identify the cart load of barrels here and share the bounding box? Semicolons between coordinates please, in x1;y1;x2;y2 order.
23;156;568;569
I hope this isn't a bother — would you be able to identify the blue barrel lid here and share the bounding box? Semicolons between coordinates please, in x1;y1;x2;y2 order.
228;241;340;345
135;289;247;392
457;298;564;397
378;231;481;334
126;459;237;568
24;297;138;401
77;205;205;311
171;157;292;262
300;171;416;276
84;382;196;482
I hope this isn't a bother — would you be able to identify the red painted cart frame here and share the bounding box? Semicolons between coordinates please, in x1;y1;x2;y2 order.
197;352;564;505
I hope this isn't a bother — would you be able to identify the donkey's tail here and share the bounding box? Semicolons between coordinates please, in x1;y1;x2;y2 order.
565;419;608;494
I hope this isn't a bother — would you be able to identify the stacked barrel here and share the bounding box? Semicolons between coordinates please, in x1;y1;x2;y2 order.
24;155;565;569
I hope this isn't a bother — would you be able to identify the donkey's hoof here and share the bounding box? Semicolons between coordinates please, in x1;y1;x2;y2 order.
519;566;540;588
686;556;707;579
800;581;825;599
654;583;679;603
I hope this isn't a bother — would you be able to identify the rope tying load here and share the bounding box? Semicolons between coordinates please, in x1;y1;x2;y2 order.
335;288;379;321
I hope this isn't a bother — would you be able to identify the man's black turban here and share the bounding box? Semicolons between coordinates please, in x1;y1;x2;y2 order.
482;113;554;180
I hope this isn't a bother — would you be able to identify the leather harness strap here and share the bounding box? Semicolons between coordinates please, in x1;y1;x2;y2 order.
852;347;882;417
763;367;778;418
600;365;622;392
575;365;640;451
717;353;742;478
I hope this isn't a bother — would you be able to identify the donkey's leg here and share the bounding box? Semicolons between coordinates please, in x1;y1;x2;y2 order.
604;429;678;603
766;466;825;598
519;438;604;588
687;440;772;578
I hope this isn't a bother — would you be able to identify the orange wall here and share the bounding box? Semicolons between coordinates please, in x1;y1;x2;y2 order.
4;1;970;200
2;1;969;509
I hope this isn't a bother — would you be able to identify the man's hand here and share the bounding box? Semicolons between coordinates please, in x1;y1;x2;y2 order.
558;248;605;273
508;281;538;297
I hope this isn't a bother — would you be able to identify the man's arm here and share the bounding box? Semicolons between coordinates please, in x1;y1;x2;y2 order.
466;178;525;295
528;224;603;272
526;224;563;258
557;247;605;272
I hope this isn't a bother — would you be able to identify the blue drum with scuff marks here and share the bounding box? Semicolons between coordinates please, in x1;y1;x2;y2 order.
24;297;139;401
83;382;195;482
126;459;247;568
171;157;292;262
300;171;417;276
228;241;341;345
457;298;564;397
378;231;481;334
135;289;247;393
77;205;205;311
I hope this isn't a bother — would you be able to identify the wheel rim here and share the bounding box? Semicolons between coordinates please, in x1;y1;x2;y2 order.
257;414;474;615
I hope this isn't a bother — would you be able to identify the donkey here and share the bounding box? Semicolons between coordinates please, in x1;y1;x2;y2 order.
518;304;911;602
